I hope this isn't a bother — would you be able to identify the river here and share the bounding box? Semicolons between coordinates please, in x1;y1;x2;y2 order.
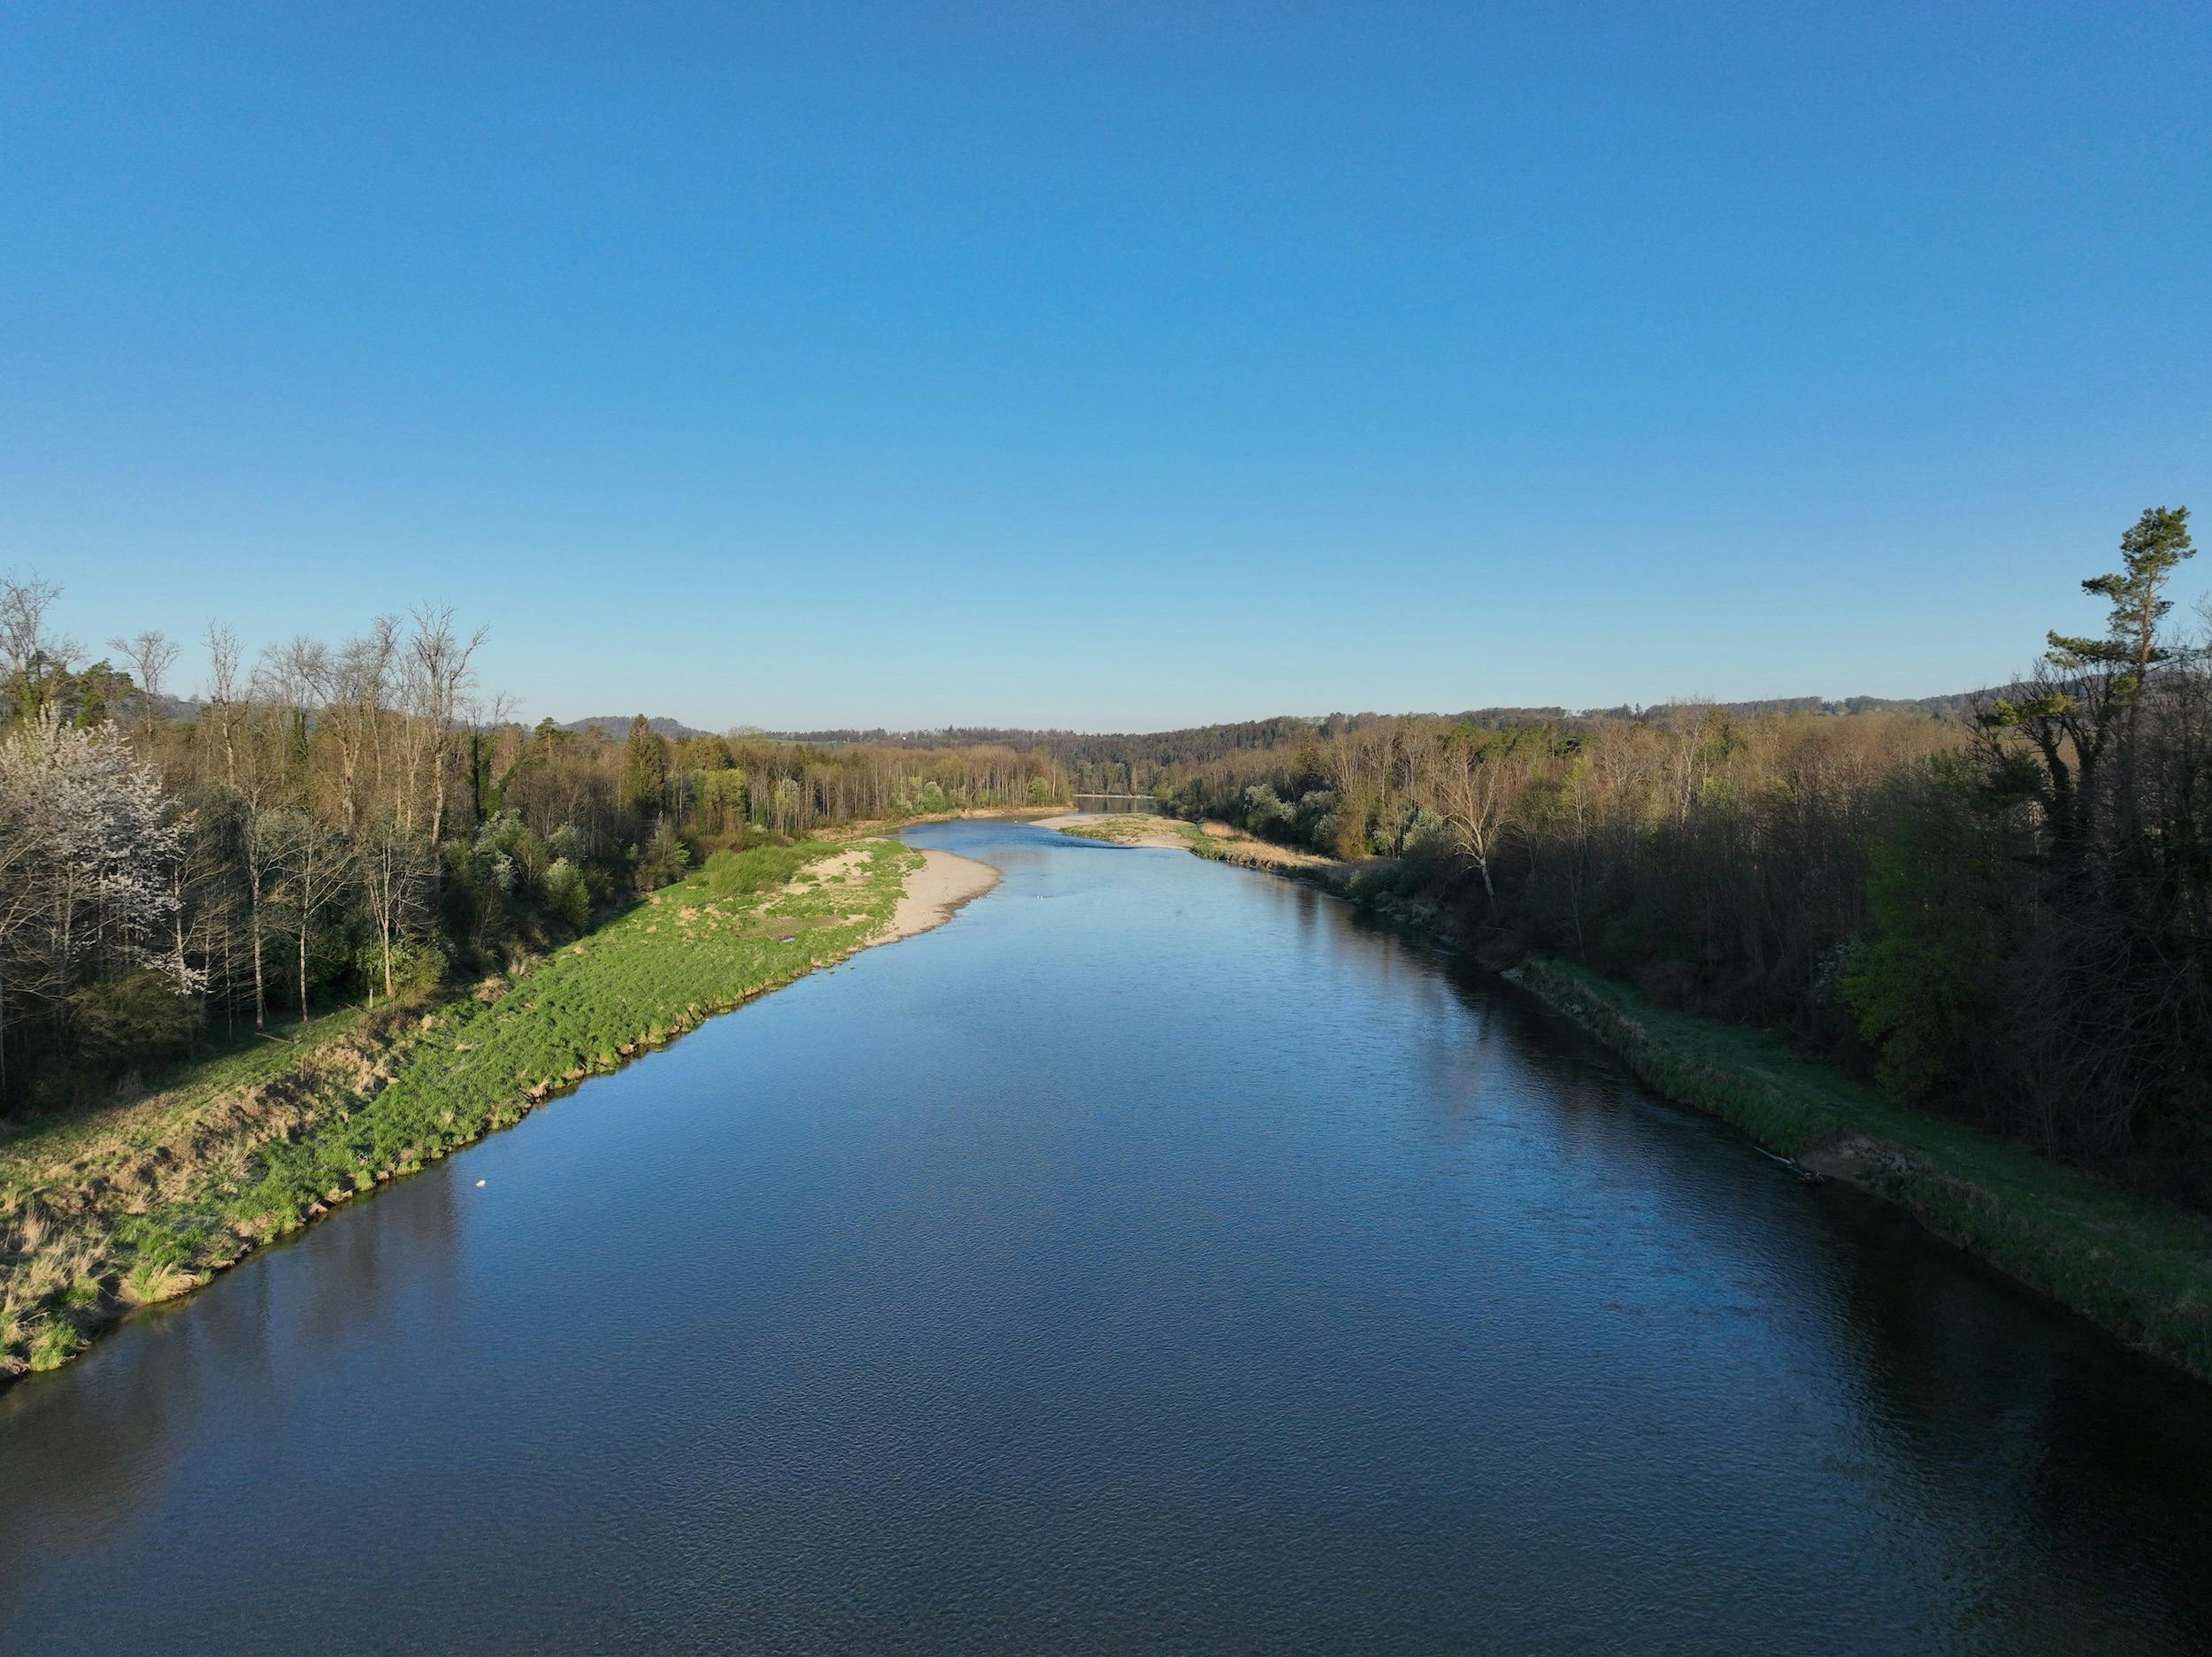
3;819;2209;1654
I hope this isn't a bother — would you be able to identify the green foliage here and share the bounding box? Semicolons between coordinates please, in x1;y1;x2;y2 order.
704;843;809;895
1402;807;1449;856
697;769;749;826
543;857;591;932
1240;783;1294;839
1842;759;2019;1105
385;940;447;998
622;714;668;820
27;1316;81;1372
475;810;549;884
633;819;691;891
66;968;196;1070
889;777;950;818
2046;504;2193;680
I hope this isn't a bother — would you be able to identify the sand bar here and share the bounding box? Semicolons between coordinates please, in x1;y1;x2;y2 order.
876;848;1002;943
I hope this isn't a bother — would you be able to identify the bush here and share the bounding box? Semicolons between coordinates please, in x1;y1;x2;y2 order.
633;820;691;892
353;938;449;1003
67;969;196;1069
1240;784;1294;840
704;845;804;896
543;857;591;932
475;811;548;884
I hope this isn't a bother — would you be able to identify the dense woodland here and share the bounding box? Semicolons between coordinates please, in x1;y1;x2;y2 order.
5;505;2207;1205
0;589;1057;1107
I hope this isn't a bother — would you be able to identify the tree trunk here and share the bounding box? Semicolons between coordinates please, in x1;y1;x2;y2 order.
249;885;266;1032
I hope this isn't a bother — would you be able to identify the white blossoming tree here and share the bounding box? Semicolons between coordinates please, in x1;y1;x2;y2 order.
0;712;199;1088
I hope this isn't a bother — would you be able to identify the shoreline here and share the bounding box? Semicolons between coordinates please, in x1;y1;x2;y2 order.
1114;814;2212;1385
1;838;998;1391
1502;956;2212;1386
876;848;1002;943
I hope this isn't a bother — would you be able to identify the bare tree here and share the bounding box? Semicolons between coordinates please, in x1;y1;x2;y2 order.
358;819;430;1003
204;623;244;791
1432;725;1536;912
106;628;179;736
326;618;397;839
404;605;487;849
265;807;356;1017
0;571;77;724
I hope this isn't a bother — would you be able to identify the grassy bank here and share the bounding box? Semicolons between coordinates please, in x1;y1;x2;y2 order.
1510;955;2212;1383
1;837;922;1384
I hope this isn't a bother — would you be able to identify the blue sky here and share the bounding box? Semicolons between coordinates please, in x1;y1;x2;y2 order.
4;3;2207;731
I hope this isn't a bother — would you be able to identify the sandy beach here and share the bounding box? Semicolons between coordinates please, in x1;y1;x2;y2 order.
877;848;1002;943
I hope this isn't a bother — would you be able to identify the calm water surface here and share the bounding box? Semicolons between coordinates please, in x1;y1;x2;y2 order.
4;821;2211;1654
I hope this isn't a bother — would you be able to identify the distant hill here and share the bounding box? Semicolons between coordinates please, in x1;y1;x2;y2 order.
558;715;713;742
768;693;1993;755
135;697;1998;747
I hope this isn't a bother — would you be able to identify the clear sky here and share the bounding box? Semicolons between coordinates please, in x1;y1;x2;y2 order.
4;3;2207;732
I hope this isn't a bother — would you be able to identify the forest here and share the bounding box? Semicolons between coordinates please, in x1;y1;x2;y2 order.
4;504;2205;1208
0;588;1057;1109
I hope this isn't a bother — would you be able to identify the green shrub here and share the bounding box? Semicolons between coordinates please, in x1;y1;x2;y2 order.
705;845;803;896
543;857;591;932
633;820;692;891
355;938;449;1002
67;969;196;1070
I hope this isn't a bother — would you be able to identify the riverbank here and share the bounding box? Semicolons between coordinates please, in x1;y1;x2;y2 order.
0;837;996;1386
1507;958;2212;1384
884;848;1002;938
1102;817;2212;1383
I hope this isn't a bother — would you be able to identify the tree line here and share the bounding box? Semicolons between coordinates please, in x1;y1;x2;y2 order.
1078;510;2206;1203
0;588;1061;1109
10;507;2204;1203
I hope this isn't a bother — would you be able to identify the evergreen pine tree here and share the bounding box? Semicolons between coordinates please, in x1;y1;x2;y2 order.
622;715;668;822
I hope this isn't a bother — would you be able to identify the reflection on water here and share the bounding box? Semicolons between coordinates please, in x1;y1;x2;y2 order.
3;821;2209;1655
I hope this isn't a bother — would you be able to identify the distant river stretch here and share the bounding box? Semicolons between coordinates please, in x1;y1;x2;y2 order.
4;820;2210;1654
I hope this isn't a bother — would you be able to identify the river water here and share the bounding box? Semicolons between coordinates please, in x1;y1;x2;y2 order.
4;820;2210;1654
